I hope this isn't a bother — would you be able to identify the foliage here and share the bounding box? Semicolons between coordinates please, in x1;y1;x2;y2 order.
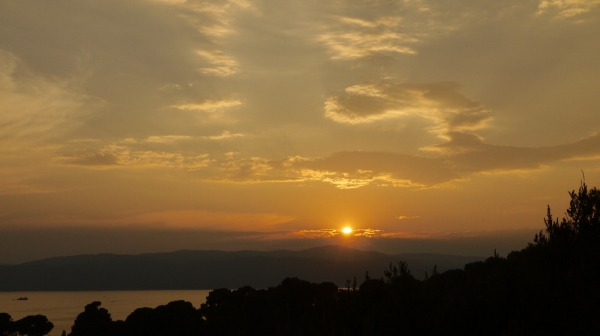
0;313;53;336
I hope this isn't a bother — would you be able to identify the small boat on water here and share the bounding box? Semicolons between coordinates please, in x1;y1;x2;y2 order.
16;297;28;301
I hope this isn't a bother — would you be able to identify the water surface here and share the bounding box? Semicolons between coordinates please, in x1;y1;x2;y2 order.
0;290;211;336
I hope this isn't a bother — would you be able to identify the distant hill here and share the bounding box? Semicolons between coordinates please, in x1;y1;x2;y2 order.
0;245;484;291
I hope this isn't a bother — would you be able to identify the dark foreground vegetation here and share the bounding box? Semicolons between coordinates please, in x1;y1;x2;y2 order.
2;181;599;335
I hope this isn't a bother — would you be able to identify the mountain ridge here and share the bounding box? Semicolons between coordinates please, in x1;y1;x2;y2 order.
0;245;485;291
16;245;482;265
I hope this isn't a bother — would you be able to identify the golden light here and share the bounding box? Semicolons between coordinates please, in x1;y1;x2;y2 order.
342;227;352;234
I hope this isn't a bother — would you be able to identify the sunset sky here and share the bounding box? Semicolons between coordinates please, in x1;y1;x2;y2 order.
1;0;600;263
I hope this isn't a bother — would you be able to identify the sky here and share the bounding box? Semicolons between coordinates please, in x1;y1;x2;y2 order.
1;0;600;263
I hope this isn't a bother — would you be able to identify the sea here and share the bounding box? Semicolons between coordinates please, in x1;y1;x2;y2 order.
0;290;212;336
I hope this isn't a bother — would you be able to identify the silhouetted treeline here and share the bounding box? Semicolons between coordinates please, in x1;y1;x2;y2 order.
3;182;600;335
0;313;53;336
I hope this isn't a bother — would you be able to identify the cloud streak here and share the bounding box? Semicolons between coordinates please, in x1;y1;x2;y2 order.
212;133;600;188
203;130;244;140
319;16;418;60
57;144;211;170
287;228;383;238
538;0;600;18
172;99;242;112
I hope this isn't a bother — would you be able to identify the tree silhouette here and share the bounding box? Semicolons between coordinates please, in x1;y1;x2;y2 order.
125;300;203;336
0;313;16;336
0;313;53;336
69;302;113;336
14;315;53;336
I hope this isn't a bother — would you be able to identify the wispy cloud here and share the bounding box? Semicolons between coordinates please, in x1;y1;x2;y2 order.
319;15;418;60
56;132;600;188
203;130;244;140
218;156;301;182
209;133;600;189
538;0;600;18
196;50;240;76
397;215;420;220
144;135;193;143
291;229;339;238
172;99;242;112
185;0;255;37
0;50;96;145
0;209;295;231
57;144;211;170
324;82;490;135
117;209;294;231
440;132;600;174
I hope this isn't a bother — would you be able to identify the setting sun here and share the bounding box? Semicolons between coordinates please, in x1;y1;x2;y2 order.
342;227;353;234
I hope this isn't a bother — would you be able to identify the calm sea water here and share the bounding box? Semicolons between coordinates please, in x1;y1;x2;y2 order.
0;290;211;336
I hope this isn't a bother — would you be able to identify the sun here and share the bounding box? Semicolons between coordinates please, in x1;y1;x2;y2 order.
342;227;352;234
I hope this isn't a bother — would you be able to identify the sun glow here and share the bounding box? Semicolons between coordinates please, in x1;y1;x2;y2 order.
342;227;353;234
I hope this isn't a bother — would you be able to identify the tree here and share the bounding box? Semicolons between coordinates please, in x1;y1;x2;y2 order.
0;313;16;336
537;180;600;244
69;302;113;336
14;315;53;336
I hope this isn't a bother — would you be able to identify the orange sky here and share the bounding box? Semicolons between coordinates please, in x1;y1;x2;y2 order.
1;0;600;262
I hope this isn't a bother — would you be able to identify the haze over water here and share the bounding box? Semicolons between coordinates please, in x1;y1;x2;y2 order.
0;290;211;336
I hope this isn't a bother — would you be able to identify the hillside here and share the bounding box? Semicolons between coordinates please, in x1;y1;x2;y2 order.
0;246;484;291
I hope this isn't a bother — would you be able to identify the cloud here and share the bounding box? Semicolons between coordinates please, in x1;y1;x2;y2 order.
184;0;255;37
172;99;242;112
58;152;120;166
210;132;600;189
538;0;600;18
196;50;239;76
216;151;457;187
141;132;243;143
352;228;384;237
149;0;188;4
324;82;490;135
217;156;302;182
0;50;96;145
0;209;295;231
422;132;486;155
289;228;383;238
57;144;211;170
315;0;514;62
442;132;600;174
56;132;600;188
117;210;294;231
397;216;420;220
318;15;418;60
272;228;425;239
203;130;244;140
144;135;193;143
377;232;432;239
291;229;339;238
293;151;458;187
